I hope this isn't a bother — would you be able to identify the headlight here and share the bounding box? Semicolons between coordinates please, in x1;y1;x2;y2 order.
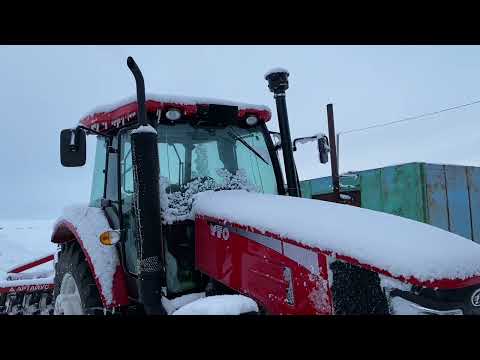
245;116;258;126
390;296;463;315
166;108;182;121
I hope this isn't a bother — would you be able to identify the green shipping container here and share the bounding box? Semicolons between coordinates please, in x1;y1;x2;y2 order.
300;162;480;243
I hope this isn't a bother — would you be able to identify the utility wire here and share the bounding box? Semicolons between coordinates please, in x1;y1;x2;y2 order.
339;99;480;136
335;98;480;175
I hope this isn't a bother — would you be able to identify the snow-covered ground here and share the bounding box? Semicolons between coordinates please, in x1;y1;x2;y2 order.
0;220;57;279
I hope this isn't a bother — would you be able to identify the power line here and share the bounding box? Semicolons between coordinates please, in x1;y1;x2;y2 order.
335;98;480;174
339;99;480;136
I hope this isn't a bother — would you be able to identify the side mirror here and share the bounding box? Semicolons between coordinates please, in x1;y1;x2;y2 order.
60;127;86;167
317;135;330;164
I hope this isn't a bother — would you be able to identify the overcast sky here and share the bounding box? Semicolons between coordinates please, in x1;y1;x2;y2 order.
1;45;480;220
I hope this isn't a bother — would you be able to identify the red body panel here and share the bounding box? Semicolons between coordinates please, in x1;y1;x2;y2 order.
51;221;129;308
196;216;332;314
195;214;480;315
80;99;271;134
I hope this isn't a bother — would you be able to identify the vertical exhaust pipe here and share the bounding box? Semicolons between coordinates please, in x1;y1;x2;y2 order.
127;56;148;126
127;57;165;314
265;69;300;197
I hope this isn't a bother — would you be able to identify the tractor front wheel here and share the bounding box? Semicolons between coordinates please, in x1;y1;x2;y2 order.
53;241;103;315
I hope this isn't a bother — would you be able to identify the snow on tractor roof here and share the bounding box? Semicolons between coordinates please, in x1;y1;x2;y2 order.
79;94;272;134
193;190;480;285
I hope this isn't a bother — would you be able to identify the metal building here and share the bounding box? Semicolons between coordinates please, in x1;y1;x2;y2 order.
300;162;480;242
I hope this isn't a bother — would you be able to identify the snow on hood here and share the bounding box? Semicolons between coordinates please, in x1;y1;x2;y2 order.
192;190;480;282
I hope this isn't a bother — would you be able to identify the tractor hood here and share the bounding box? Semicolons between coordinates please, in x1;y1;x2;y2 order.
192;190;480;287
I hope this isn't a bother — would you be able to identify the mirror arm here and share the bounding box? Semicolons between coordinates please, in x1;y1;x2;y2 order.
269;131;282;151
292;136;317;152
77;125;113;139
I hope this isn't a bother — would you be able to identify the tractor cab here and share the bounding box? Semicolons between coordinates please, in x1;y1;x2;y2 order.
65;94;287;303
58;58;304;314
118;103;284;297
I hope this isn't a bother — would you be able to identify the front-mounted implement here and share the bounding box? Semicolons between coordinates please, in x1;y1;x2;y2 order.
0;254;55;315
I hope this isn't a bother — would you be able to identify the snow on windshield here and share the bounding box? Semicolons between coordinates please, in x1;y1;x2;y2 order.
159;169;258;225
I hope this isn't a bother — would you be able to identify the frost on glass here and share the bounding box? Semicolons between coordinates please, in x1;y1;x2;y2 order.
159;168;258;224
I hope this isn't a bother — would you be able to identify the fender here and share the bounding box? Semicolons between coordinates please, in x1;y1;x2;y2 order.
51;205;129;308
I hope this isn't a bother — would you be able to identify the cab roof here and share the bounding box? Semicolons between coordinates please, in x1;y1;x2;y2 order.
79;94;272;134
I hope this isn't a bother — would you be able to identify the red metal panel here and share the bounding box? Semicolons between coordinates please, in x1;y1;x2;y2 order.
8;254;54;274
80;99;272;134
0;283;54;294
196;214;480;298
240;241;291;314
195;216;332;315
51;221;129;308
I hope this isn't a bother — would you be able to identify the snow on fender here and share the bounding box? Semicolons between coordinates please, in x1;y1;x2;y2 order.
172;295;259;315
51;205;128;308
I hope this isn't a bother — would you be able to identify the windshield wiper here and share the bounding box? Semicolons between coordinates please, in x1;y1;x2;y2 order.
227;131;269;165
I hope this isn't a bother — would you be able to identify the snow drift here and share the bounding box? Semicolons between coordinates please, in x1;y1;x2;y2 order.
172;294;258;315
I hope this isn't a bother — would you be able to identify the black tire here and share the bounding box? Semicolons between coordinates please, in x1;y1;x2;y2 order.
0;293;6;314
53;241;103;315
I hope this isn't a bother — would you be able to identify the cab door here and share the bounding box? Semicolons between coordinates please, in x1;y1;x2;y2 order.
118;129;141;300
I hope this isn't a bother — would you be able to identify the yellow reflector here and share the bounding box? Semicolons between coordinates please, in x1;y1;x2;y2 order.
99;231;120;246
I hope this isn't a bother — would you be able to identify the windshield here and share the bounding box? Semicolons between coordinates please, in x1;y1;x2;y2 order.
119;123;278;289
156;123;278;195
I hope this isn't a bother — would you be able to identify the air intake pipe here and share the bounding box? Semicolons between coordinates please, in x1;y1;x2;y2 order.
265;69;300;197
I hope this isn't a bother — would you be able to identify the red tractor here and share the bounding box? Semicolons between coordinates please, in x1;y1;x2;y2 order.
2;57;480;315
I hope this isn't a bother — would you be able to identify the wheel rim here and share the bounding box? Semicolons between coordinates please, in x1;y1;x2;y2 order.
54;273;84;315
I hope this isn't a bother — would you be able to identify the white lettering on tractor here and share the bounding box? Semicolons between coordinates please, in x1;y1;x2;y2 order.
7;284;51;294
209;224;230;241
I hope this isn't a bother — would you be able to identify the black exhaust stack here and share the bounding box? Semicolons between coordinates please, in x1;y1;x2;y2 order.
265;69;300;197
127;57;165;314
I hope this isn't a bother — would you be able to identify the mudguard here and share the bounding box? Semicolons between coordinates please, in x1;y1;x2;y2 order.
51;206;128;308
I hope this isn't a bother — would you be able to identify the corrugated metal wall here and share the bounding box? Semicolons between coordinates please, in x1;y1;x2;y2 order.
424;164;480;242
300;162;480;243
360;163;425;222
